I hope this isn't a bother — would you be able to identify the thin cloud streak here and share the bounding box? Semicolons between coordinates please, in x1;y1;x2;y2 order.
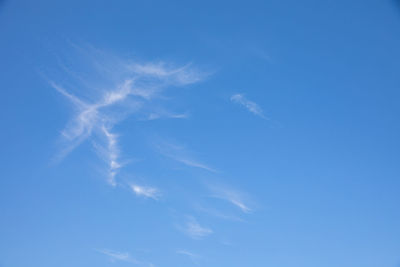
196;205;245;222
101;126;121;186
176;250;199;258
145;110;190;121
128;62;205;86
155;141;217;173
179;216;213;239
231;93;265;118
96;249;154;267
176;250;200;265
174;157;217;173
208;185;252;213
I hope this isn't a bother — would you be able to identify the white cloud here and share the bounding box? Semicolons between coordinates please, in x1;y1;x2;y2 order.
195;205;244;222
176;250;199;258
51;46;205;186
231;93;265;118
128;62;204;86
102;79;134;105
130;184;161;200
144;110;189;121
101;126;121;186
208;185;252;213
179;216;213;239
50;81;87;109
96;249;154;267
174;158;217;173
176;250;200;264
155;141;217;173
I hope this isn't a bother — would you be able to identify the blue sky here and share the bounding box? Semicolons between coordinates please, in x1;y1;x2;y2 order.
1;0;400;266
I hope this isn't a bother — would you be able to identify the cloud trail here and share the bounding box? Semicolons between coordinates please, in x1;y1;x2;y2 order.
174;158;217;173
97;249;154;267
101;126;121;186
155;141;217;173
195;205;244;222
128;62;203;86
145;110;189;121
176;250;200;265
231;93;265;118
208;185;252;213
179;216;213;239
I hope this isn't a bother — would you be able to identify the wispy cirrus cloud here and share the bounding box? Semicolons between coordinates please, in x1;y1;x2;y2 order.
128;62;204;86
51;80;132;186
178;216;213;239
51;45;206;186
208;184;252;213
176;250;200;265
155;141;217;173
99;126;122;186
231;93;265;118
195;204;245;222
144;110;189;121
174;158;217;173
96;249;154;267
130;184;161;200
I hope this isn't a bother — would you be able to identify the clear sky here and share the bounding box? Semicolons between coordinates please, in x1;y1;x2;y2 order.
1;0;400;266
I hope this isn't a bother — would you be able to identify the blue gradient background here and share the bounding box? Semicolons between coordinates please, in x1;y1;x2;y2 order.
1;0;400;266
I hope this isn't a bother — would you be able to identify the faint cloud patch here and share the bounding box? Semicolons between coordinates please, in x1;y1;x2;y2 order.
177;216;213;239
130;183;161;200
176;249;201;265
195;204;245;222
96;249;154;267
207;184;253;214
231;93;266;119
154;140;217;173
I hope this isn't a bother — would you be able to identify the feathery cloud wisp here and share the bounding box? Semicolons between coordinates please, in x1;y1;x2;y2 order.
96;249;154;267
231;93;265;118
195;205;244;222
174;158;217;173
130;184;161;200
144;110;189;121
176;250;200;265
179;217;213;239
155;141;217;173
128;62;204;86
52;46;205;186
101;126;121;186
208;185;252;213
